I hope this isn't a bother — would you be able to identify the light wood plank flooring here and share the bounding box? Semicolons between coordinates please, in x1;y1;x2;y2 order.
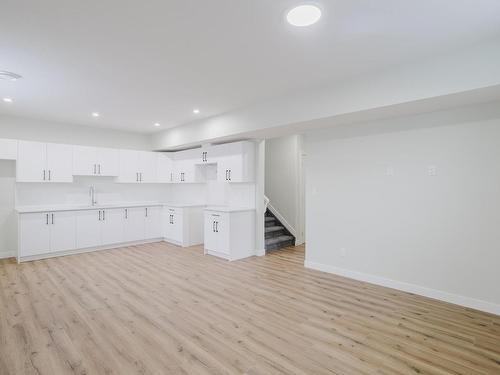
1;243;499;374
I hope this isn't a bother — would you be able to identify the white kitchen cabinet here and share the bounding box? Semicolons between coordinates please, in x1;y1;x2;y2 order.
123;207;145;242
75;210;102;249
139;152;158;183
0;138;18;160
204;209;255;261
144;206;162;239
157;153;175;183
73;146;119;176
164;206;204;247
76;208;125;249
101;208;125;245
17;141;73;183
18;213;50;257
18;211;76;258
49;211;77;252
173;149;204;183
118;150;158;183
216;141;255;183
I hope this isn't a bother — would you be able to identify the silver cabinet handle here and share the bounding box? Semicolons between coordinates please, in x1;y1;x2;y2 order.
145;207;148;217
51;213;54;225
125;208;128;219
46;213;49;225
215;221;218;232
102;210;105;221
43;170;46;181
228;169;231;181
94;164;97;174
98;164;101;175
48;170;51;181
99;210;101;221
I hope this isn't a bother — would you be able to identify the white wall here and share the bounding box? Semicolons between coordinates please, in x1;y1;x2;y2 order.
265;134;303;241
305;105;500;315
0;114;151;150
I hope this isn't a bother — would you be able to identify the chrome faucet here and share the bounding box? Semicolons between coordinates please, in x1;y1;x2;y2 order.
89;185;97;206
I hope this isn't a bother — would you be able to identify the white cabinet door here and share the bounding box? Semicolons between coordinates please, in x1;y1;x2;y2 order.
119;150;140;183
73;145;97;176
46;143;73;182
215;214;230;254
157;153;174;183
144;206;162;239
123;207;145;242
19;213;51;257
17;140;46;182
101;208;124;245
98;148;119;176
204;212;219;252
0;138;18;160
76;210;102;249
139;152;157;183
50;211;76;252
165;208;183;243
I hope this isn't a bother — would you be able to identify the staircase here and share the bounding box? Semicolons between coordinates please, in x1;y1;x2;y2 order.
265;210;295;252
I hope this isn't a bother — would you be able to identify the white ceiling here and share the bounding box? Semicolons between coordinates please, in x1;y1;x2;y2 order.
1;0;500;133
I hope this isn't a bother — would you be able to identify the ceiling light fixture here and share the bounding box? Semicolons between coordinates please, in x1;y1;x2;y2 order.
2;97;13;103
154;123;161;127
92;112;100;117
193;109;200;114
0;71;22;81
286;4;322;27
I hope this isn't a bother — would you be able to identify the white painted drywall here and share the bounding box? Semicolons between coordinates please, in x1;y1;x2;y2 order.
304;104;500;314
152;37;500;150
265;135;303;240
0;114;152;150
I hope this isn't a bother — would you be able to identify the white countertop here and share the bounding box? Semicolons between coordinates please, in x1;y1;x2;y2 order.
17;201;163;213
204;206;255;213
16;202;253;214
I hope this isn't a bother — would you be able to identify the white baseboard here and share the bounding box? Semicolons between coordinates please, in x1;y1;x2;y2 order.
0;251;16;260
255;248;266;256
18;239;164;263
304;260;500;316
268;203;296;238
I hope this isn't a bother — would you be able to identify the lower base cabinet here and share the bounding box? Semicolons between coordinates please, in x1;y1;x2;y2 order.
163;206;204;247
204;209;255;261
19;211;76;257
18;204;163;261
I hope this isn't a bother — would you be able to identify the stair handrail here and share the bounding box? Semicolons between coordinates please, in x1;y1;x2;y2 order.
264;195;270;211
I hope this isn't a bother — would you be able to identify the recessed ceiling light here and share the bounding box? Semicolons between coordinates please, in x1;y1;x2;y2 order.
92;112;100;117
0;71;22;81
2;97;13;103
286;4;322;27
193;109;200;114
154;123;161;127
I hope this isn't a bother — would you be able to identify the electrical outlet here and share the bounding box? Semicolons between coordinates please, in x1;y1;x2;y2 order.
340;248;346;257
428;165;437;176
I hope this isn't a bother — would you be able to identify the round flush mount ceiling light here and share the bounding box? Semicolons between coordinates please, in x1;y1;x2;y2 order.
154;122;161;127
286;4;322;27
0;71;22;81
3;97;13;103
193;109;200;114
92;112;100;117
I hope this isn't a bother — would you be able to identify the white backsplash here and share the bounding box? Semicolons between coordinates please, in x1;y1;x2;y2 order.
16;177;171;207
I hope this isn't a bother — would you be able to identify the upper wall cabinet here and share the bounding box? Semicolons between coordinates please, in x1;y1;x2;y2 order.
73;146;119;176
174;149;205;183
157;153;175;183
216;141;255;183
118;150;158;183
0;138;18;160
17;141;73;183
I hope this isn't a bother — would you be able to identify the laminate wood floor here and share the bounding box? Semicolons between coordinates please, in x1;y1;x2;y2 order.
1;243;499;374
